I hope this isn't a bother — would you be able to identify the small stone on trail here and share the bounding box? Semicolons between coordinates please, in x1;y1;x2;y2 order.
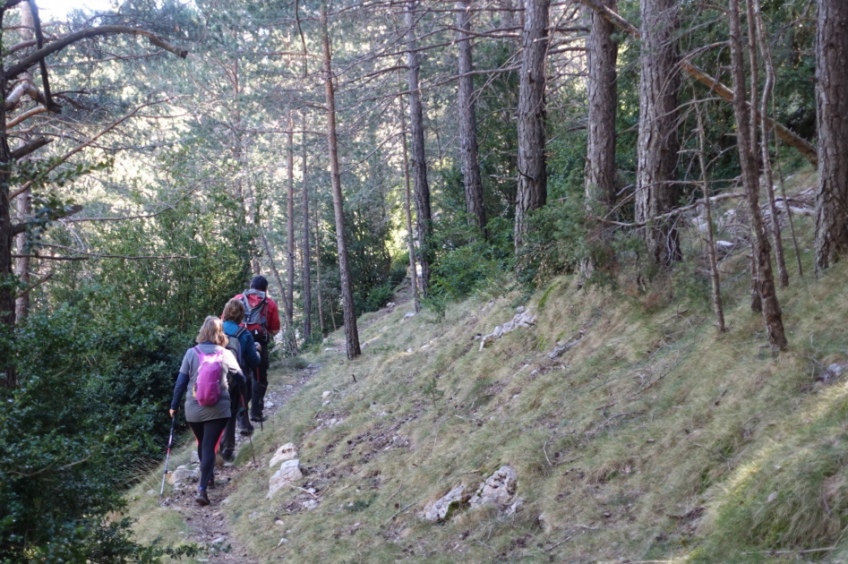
275;520;285;527
277;538;289;547
322;390;332;399
269;443;298;468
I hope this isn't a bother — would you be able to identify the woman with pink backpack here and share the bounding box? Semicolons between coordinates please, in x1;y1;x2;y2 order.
169;316;246;506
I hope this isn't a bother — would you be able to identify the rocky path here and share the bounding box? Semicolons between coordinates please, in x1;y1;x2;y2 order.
159;362;317;562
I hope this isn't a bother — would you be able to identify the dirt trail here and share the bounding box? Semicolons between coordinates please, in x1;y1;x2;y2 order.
159;362;317;562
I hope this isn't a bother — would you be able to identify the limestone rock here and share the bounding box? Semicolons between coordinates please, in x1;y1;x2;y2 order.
479;309;537;350
470;466;517;508
267;459;303;499
168;465;199;487
421;485;468;522
269;443;298;468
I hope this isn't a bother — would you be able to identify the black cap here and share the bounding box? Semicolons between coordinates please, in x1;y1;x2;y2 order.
250;275;269;291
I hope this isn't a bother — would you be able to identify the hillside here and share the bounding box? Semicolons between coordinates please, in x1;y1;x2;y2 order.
129;187;848;563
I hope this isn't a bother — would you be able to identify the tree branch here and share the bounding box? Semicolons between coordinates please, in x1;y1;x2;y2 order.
5;25;187;81
10;135;50;159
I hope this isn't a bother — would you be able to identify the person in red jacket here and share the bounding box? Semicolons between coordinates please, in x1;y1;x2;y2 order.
233;275;280;422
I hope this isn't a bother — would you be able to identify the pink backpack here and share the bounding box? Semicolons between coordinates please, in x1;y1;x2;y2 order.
192;346;224;406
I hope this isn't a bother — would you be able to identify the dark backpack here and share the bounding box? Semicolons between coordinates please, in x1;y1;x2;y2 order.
241;290;268;337
192;346;224;406
226;327;247;371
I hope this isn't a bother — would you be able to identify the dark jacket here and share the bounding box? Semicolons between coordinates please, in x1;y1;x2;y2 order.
223;319;261;371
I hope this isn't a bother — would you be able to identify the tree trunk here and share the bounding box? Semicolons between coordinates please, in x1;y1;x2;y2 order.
398;89;420;313
14;2;34;323
285;110;295;330
814;0;848;271
322;4;361;359
314;204;325;336
695;98;726;333
0;6;17;388
635;0;681;267
729;0;787;350
584;0;618;213
301;110;312;341
405;1;432;296
751;0;788;287
514;0;549;249
456;0;487;238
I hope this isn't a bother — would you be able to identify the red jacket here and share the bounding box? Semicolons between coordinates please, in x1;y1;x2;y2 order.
232;290;281;337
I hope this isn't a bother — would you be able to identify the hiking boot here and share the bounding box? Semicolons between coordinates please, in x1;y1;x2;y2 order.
239;425;254;436
221;450;235;463
250;413;267;423
195;488;210;506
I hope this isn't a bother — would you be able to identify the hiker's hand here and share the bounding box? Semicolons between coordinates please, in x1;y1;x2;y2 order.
255;343;261;351
169;409;176;418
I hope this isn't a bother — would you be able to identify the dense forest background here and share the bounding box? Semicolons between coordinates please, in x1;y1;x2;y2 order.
0;0;845;559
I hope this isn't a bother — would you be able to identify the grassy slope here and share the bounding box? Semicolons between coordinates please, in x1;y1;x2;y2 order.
129;181;848;563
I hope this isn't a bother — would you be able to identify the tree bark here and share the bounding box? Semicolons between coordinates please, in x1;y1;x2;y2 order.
814;0;848;271
695;98;725;333
301;110;312;341
398;89;420;313
405;0;433;295
514;0;549;249
14;1;34;323
729;0;787;350
635;0;681;267
751;0;788;287
584;0;618;213
456;0;487;238
322;4;361;359
285;110;296;330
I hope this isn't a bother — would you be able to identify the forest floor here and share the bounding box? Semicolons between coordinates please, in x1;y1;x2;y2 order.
157;361;320;562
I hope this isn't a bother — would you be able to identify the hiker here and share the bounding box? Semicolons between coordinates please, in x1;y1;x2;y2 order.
169;316;246;506
232;275;281;423
219;298;261;461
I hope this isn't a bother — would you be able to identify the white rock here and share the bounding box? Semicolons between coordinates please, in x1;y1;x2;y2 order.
404;312;416;319
267;460;303;499
265;401;275;409
168;466;199;486
269;443;298;468
322;390;332;399
211;536;226;544
421;485;466;522
470;466;518;508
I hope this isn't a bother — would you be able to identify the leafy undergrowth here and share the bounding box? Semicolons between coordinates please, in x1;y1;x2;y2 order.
128;208;848;563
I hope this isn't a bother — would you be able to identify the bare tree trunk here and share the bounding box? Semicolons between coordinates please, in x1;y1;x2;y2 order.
260;232;297;354
456;0;487;238
0;6;17;388
584;0;618;212
514;0;549;249
635;0;681;267
814;0;848;271
749;0;788;287
695;97;726;333
405;0;433;296
301;110;312;341
285;110;296;329
322;4;360;359
398;89;420;312
314;204;325;336
729;0;787;350
14;2;34;323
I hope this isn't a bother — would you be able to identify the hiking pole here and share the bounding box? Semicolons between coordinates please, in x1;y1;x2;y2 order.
159;415;177;501
254;366;263;432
